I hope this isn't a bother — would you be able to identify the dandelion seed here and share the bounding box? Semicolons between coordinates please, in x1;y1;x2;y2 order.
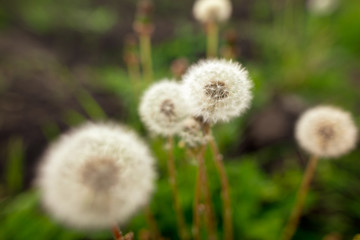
183;59;253;123
295;106;358;158
139;80;190;136
193;0;232;23
37;122;156;229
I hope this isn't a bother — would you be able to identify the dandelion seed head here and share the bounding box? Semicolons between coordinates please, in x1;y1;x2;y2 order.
183;59;253;123
139;80;190;136
179;117;207;148
193;0;232;23
37;122;156;230
307;0;338;15
295;106;358;158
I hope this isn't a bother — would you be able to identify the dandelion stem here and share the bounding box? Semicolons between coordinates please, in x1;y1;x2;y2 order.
145;205;161;240
167;136;189;240
208;135;233;240
139;34;153;82
193;155;202;240
112;225;123;240
281;155;319;240
193;145;218;240
206;21;219;58
201;123;232;240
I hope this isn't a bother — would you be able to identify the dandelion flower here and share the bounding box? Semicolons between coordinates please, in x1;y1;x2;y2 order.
295;106;358;158
183;59;253;123
37;122;156;229
193;0;232;23
139;80;190;136
179;117;207;148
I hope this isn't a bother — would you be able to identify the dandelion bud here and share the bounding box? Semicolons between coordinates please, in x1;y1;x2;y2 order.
37;122;156;229
183;59;253;123
193;0;232;24
139;80;190;136
133;0;155;35
178;117;207;148
295;106;358;158
170;58;189;79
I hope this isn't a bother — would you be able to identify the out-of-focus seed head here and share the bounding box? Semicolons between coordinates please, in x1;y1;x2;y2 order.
307;0;338;16
37;122;156;230
193;0;232;23
295;106;358;158
178;117;207;148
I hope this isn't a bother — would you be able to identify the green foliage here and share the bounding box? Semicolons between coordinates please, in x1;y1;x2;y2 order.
1;0;360;239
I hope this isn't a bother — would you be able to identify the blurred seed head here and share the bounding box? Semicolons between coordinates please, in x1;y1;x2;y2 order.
178;117;207;148
182;59;253;123
139;80;190;136
307;0;339;16
37;122;156;229
295;106;358;158
193;0;232;23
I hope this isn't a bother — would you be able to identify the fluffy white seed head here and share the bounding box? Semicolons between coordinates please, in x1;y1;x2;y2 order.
295;106;358;158
139;80;190;136
307;0;338;15
193;0;232;23
178;117;207;148
183;59;253;124
37;122;156;229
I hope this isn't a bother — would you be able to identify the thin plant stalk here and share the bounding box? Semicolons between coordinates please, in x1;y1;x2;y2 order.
193;145;218;240
112;225;123;240
139;34;153;82
280;155;319;240
167;136;189;240
145;205;161;240
207;135;233;240
206;21;219;58
126;61;141;84
200;152;218;240
193;160;202;240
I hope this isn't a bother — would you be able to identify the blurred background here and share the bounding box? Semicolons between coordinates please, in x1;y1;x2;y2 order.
1;0;360;239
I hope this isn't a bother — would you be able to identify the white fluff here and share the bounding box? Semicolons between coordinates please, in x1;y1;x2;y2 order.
182;59;253;123
37;122;156;229
307;0;338;15
139;80;190;136
296;106;358;158
193;0;232;23
178;117;207;148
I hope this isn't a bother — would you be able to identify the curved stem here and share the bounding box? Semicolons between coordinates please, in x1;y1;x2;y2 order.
280;155;319;240
167;136;189;240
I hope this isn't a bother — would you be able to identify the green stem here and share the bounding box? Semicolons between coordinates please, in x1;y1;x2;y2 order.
167;136;189;240
280;155;319;240
139;34;153;82
208;135;233;240
206;21;219;58
192;145;218;240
